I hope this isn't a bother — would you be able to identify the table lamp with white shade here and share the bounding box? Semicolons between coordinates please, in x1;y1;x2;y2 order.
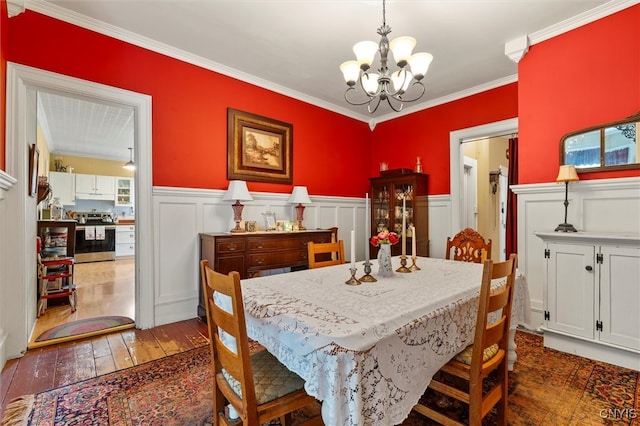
288;186;312;230
223;180;253;233
554;165;579;232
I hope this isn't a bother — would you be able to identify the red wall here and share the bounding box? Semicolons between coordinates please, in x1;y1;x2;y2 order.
372;84;518;195
0;0;7;170
6;11;372;197
518;4;640;184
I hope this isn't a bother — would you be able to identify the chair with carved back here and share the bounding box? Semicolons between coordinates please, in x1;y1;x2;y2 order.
445;228;492;264
200;260;321;426
412;253;517;425
307;240;346;269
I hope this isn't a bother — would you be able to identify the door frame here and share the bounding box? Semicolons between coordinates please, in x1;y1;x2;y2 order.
449;118;518;237
3;63;154;359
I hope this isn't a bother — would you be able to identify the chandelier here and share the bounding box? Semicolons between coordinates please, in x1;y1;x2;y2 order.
340;0;433;114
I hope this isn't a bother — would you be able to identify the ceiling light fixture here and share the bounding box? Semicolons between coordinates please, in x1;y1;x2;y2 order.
340;0;433;114
123;147;135;171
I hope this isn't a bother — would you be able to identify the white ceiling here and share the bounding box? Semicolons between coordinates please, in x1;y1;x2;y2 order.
32;0;630;161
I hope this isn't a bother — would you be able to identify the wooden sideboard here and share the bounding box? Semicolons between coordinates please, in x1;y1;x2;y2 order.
198;228;338;317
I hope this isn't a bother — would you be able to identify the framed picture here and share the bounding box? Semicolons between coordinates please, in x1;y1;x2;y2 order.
28;144;39;197
262;212;277;231
227;108;293;184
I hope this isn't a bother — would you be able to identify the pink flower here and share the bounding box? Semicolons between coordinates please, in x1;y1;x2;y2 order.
370;230;399;246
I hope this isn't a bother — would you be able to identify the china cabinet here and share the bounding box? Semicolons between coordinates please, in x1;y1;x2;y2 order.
536;231;640;370
370;170;429;257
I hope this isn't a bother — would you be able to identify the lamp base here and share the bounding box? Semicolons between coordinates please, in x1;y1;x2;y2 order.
230;220;245;233
555;223;578;232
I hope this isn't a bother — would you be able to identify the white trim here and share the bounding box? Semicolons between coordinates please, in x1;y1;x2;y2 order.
0;171;18;201
449;118;518;237
3;63;154;361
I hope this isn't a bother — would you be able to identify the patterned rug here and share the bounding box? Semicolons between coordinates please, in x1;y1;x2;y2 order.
2;331;639;425
33;316;135;345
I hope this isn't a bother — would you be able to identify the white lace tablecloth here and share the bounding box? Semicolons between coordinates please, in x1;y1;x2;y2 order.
235;257;530;426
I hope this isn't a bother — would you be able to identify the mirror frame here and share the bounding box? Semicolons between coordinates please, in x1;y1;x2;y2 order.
560;112;640;173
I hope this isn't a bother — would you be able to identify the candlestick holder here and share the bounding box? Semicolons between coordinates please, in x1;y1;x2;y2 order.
410;256;421;271
359;260;377;282
396;255;412;273
345;267;362;285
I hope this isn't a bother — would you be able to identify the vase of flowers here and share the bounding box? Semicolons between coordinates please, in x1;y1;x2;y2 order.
370;230;399;277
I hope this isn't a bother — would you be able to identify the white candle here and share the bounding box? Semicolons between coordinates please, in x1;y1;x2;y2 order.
365;193;370;261
402;195;407;256
350;230;356;269
412;225;417;256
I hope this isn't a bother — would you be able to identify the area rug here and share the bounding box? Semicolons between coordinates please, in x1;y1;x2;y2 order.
33;316;135;344
3;331;639;425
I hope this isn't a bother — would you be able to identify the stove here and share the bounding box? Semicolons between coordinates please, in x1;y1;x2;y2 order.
75;212;116;262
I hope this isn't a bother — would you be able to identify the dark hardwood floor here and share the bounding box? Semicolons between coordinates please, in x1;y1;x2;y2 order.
0;318;209;421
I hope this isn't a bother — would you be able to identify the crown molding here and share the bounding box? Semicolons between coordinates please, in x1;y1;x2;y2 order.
6;0;25;17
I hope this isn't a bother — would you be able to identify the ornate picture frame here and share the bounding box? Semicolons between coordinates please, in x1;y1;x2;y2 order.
227;108;293;184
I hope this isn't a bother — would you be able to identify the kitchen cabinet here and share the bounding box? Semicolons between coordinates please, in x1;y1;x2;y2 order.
115;177;134;206
49;172;76;205
199;228;338;318
369;170;429;258
115;224;135;258
75;173;115;200
536;231;640;370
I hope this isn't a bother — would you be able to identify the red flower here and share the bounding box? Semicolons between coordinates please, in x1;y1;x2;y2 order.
370;230;399;246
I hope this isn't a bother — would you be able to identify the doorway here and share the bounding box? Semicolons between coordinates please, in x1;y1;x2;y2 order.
449;118;518;260
3;63;154;359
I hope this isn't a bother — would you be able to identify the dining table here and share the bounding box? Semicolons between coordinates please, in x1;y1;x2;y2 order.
228;256;531;426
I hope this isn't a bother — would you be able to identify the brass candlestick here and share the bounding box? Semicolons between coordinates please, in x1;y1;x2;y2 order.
359;260;377;282
396;255;412;273
345;267;362;285
410;256;421;271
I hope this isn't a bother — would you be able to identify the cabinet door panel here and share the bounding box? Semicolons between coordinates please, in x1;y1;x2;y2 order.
599;246;640;351
547;243;595;339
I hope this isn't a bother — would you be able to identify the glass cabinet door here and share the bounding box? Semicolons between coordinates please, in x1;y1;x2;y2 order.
373;184;390;233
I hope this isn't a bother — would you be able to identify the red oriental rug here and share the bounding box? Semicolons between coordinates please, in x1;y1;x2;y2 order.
2;331;639;425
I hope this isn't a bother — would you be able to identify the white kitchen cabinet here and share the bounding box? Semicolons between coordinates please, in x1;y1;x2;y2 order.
536;231;640;370
115;177;134;206
75;173;115;200
48;171;75;205
115;224;135;258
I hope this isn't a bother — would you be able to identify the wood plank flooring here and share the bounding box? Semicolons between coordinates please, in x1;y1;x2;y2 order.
1;318;209;420
30;258;136;346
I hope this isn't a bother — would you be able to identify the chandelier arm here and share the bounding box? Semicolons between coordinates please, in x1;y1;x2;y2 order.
368;96;383;114
385;95;404;112
389;81;426;104
344;86;380;107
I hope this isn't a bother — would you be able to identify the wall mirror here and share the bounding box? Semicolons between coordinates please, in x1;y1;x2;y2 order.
561;112;639;172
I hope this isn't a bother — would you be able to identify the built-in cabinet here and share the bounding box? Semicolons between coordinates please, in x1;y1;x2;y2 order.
116;177;134;206
48;171;76;205
369;171;429;257
536;231;640;370
75;173;115;200
115;224;135;258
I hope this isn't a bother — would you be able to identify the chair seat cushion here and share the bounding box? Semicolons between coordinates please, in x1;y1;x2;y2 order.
453;343;499;365
222;349;306;405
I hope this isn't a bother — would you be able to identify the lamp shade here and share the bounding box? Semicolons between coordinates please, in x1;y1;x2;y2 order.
288;186;311;204
223;180;253;201
556;165;579;183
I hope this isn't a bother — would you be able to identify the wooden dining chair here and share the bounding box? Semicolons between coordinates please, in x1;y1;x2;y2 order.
307;240;346;269
445;227;492;264
413;253;517;426
200;260;321;426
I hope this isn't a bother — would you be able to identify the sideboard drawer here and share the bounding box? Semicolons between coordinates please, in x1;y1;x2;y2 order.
247;236;300;251
216;239;246;253
247;250;308;269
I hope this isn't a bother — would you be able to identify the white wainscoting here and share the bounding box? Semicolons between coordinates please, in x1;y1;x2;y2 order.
151;187;452;326
512;177;640;329
0;170;18;371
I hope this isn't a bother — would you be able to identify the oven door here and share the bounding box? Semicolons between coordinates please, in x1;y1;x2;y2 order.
75;225;116;263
